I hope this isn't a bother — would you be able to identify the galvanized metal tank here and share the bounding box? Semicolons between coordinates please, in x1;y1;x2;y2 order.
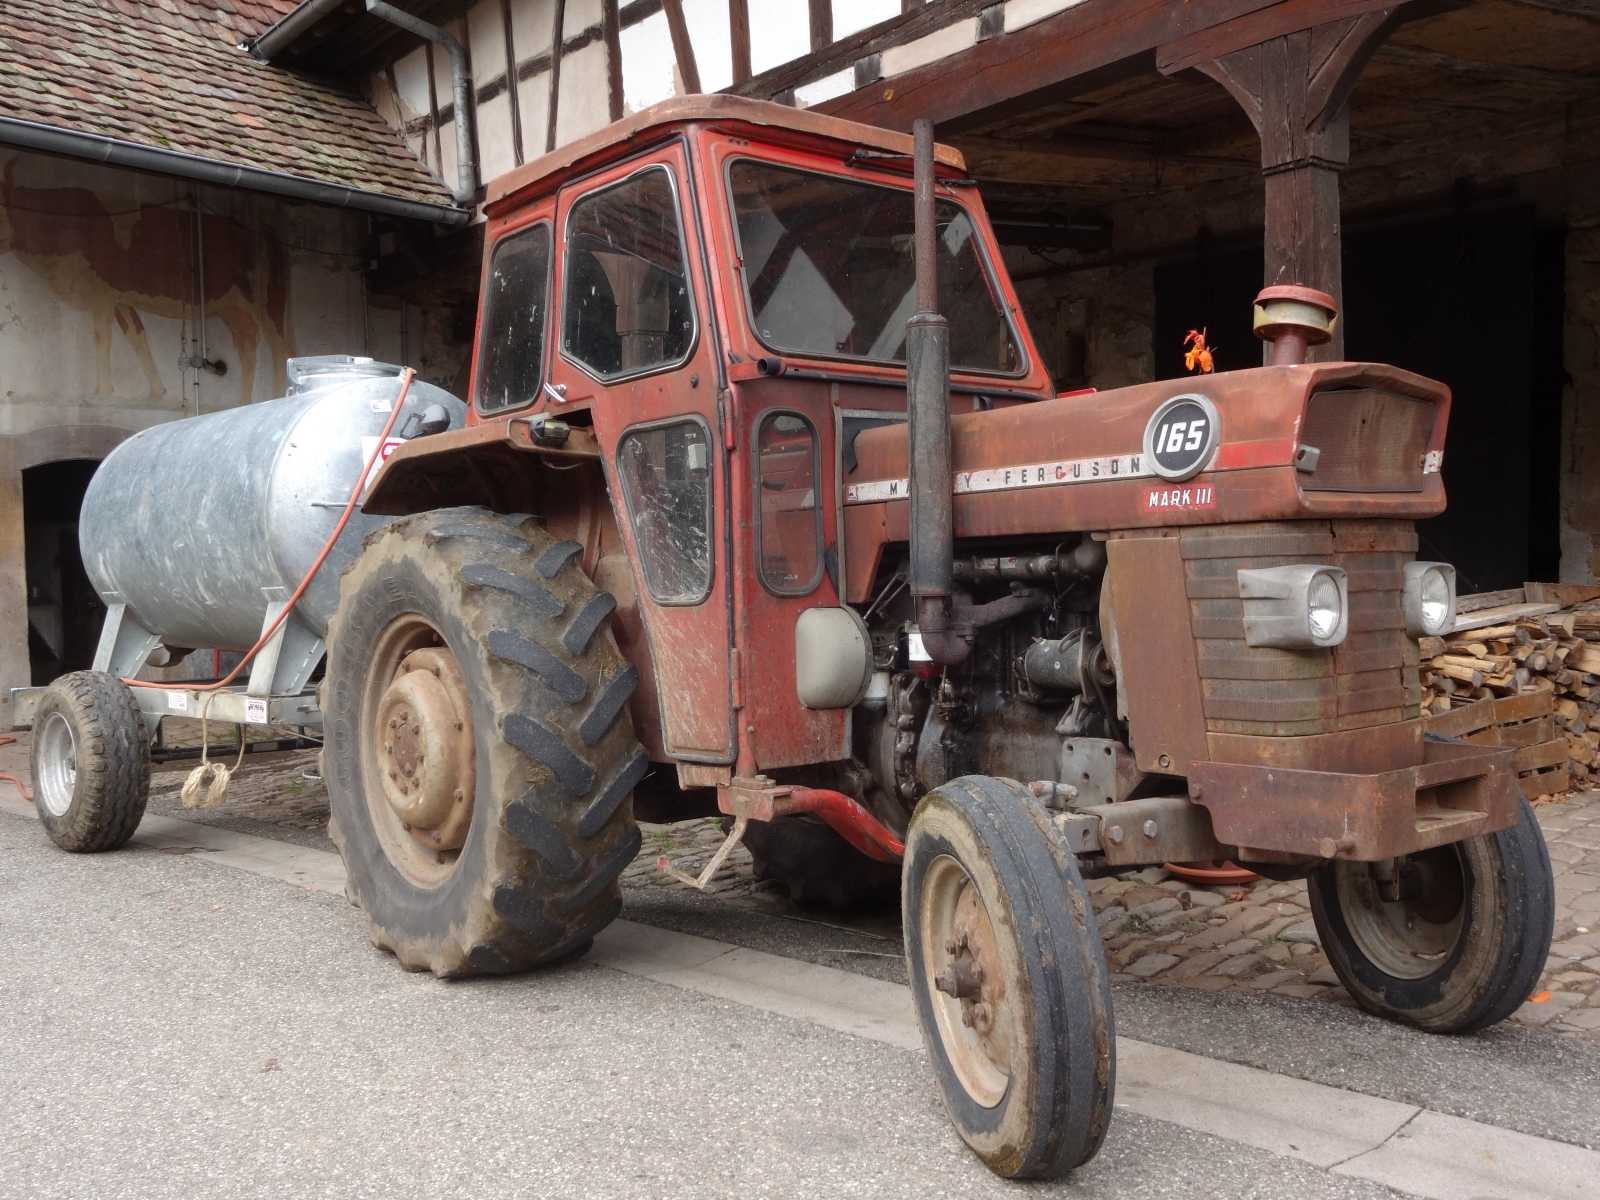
80;356;465;651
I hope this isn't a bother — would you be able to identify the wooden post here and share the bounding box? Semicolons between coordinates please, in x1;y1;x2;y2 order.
729;0;752;85
1194;9;1404;361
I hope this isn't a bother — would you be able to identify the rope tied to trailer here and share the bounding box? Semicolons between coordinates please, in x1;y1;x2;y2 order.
178;693;248;809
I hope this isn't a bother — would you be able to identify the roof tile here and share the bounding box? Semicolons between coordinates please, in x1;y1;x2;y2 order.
0;0;452;209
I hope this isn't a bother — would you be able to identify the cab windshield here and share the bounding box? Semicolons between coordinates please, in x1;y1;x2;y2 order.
727;160;1021;374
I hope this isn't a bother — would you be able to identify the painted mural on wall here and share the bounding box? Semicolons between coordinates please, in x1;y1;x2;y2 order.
0;155;294;406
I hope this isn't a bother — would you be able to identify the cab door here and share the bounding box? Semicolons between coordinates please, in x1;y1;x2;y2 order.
548;145;734;763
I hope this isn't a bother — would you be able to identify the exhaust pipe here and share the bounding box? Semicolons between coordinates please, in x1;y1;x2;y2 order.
904;122;1052;666
906;120;966;665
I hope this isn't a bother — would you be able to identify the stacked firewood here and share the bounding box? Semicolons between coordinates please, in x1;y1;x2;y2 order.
1418;583;1600;795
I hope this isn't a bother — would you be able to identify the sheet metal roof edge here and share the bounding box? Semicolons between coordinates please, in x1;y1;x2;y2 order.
484;94;968;212
0;114;470;225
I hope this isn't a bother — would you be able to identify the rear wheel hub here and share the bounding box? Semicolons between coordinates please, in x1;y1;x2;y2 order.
373;645;475;854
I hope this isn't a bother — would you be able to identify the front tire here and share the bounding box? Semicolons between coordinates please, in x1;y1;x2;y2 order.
325;509;646;977
903;776;1114;1179
1308;793;1554;1033
30;671;150;852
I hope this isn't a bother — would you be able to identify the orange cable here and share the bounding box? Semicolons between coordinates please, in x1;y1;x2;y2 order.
0;734;32;801
122;367;416;694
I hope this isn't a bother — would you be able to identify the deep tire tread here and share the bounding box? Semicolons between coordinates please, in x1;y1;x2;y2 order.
325;507;642;978
30;671;151;854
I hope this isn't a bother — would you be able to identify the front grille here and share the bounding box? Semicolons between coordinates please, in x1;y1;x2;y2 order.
1299;389;1435;492
1180;520;1422;736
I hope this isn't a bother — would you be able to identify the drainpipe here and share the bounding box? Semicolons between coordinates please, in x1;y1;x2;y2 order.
364;0;478;206
906;119;965;665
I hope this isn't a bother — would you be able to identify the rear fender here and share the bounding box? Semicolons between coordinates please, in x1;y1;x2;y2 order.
361;415;601;517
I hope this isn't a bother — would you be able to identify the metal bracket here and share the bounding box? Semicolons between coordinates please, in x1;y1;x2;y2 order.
91;600;162;679
247;590;325;698
656;815;749;890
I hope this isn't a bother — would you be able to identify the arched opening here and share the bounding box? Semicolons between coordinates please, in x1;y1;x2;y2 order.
23;459;104;685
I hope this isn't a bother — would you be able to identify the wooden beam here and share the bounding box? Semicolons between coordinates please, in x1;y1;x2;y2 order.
1507;0;1600;17
728;0;995;100
662;0;702;94
729;0;752;84
1372;43;1600;91
817;0;1292;132
545;0;565;153
809;0;833;52
1158;0;1407;75
500;0;525;166
959;133;1257;169
603;0;624;122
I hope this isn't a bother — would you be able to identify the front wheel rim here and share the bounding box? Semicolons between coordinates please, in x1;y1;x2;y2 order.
920;853;1013;1108
36;711;77;817
1334;847;1467;979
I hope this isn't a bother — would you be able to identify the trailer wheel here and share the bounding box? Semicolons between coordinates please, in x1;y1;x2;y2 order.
1307;793;1554;1033
742;814;900;909
903;776;1114;1179
30;671;150;852
324;508;645;977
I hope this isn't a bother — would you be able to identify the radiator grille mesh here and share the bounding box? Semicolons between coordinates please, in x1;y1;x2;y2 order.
1181;520;1422;736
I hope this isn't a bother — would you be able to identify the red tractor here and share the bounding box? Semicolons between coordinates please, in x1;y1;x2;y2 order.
31;96;1555;1179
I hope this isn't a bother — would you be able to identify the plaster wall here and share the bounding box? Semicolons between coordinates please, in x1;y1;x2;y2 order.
0;151;409;724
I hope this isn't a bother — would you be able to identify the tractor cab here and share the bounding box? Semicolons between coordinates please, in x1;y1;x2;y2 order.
368;96;1051;780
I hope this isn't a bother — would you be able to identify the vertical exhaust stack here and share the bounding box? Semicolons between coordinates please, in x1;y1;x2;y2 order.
906;119;969;666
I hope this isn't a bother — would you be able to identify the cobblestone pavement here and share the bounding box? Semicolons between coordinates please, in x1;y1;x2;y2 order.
8;726;1599;1041
620;792;1600;1043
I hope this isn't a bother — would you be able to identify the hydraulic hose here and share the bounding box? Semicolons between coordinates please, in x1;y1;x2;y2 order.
121;367;416;693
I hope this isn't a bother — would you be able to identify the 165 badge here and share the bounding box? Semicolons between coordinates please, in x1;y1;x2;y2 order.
1143;393;1220;481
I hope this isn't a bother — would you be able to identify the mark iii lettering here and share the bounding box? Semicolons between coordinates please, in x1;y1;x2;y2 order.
1144;484;1216;511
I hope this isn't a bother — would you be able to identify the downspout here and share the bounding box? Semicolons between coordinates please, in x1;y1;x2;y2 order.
364;0;478;206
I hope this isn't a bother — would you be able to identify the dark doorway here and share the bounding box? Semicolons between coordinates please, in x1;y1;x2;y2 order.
1154;204;1564;593
23;459;105;685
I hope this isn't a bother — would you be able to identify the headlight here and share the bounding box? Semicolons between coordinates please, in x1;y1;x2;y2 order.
1237;565;1348;649
1403;561;1456;637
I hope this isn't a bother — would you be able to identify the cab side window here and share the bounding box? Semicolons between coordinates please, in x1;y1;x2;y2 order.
616;419;713;605
562;166;694;380
477;223;552;413
755;412;822;595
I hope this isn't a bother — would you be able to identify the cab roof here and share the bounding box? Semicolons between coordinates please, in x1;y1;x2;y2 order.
483;94;967;215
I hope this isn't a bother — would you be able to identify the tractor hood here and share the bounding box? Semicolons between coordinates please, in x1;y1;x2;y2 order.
839;362;1450;601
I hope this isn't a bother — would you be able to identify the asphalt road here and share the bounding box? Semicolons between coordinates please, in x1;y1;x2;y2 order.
1;804;1597;1200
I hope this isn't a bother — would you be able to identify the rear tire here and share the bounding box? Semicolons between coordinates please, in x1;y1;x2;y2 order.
325;508;645;977
30;671;150;852
1308;793;1554;1033
903;776;1114;1179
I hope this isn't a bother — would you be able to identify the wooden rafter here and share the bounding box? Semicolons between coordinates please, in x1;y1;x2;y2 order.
662;0;702;94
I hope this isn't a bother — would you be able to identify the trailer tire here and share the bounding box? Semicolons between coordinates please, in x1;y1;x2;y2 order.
30;671;150;852
1307;793;1554;1033
742;814;900;909
325;508;644;978
904;776;1114;1179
